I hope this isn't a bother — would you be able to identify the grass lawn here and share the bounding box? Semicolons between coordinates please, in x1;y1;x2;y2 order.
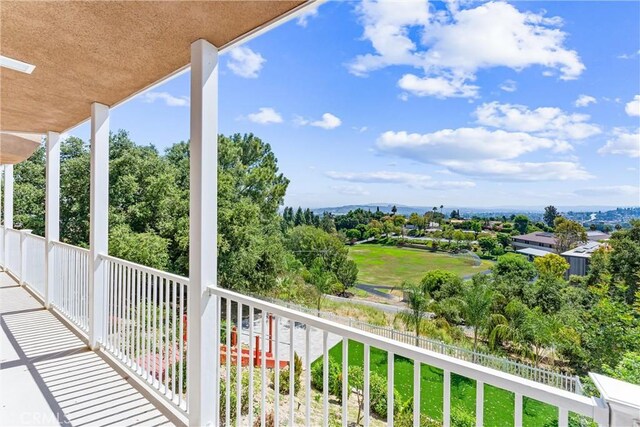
348;244;494;286
317;340;559;426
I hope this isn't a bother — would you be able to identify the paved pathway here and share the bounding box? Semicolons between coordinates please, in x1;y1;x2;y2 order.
0;272;174;427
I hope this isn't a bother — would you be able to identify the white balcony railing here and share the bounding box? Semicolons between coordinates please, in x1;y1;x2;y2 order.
2;225;639;426
52;240;90;332
100;253;189;414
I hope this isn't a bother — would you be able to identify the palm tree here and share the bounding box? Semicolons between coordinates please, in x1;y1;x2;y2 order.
396;282;430;346
460;275;493;353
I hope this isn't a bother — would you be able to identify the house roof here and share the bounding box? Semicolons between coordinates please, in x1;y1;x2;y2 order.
562;241;604;259
516;247;553;257
512;232;557;246
1;0;315;162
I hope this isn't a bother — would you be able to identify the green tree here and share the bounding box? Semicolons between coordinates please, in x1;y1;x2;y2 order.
286;225;358;289
420;270;463;301
460;274;494;352
396;282;430;345
109;224;169;270
534;253;569;280
478;236;497;255
13;145;45;235
470;221;482;240
513;215;530;234
554;217;587;254
602;352;640;385
543;205;559;228
608;220;640;303
305;258;337;315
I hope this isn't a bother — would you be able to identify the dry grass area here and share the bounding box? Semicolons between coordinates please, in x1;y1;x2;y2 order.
235;368;388;427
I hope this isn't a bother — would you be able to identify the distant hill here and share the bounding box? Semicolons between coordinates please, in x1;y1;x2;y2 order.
311;204;639;218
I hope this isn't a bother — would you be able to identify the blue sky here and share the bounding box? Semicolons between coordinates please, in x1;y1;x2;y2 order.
68;0;640;208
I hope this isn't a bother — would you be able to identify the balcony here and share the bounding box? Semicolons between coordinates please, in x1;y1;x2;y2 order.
1;3;639;425
2;226;639;427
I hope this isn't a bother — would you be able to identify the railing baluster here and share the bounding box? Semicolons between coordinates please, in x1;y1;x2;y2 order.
159;276;164;393
180;283;185;407
153;274;158;386
274;314;280;427
443;370;451;427
289;319;295;427
558;407;568;427
342;338;348;427
164;276;170;396
261;310;267;427
364;343;370;427
413;361;420;427
514;393;523;427
323;330;329;427
305;325;311;426
146;272;152;382
237;301;243;427
172;280;177;401
226;297;231;426
388;351;394;427
249;305;254;427
476;380;484;427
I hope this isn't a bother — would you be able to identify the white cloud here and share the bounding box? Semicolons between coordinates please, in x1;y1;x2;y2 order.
398;74;479;98
141;91;189;107
440;160;593;181
474;102;601;140
331;185;370;196
299;113;342;129
246;107;283;125
297;7;319;27
573;186;640;197
375;127;592;181
618;49;640;60
377;128;568;162
326;170;475;190
349;1;584;98
575;94;597;108
352;126;368;133
499;80;517;92
625;95;640;117
598;128;640;158
227;46;265;78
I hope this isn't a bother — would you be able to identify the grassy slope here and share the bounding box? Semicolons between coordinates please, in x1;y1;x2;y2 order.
320;340;557;427
348;244;494;286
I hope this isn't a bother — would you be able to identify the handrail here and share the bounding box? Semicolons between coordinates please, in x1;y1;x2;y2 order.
99;253;189;285
25;233;45;242
51;240;89;253
209;285;608;423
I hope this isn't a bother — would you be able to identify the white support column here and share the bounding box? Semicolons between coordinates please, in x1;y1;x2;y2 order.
45;132;60;308
3;164;13;229
88;103;109;350
3;165;14;270
591;373;640;427
187;38;218;427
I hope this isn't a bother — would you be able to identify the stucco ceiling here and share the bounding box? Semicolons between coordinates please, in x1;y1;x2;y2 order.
0;0;308;137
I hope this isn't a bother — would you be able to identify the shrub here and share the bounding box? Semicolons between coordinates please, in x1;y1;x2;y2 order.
310;358;342;398
219;366;261;424
273;352;302;395
369;372;403;418
450;406;475;427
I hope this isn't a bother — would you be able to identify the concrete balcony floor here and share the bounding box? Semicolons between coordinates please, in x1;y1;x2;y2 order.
0;272;174;426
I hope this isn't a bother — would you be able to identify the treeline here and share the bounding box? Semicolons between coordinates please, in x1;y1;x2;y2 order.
10;131;357;294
